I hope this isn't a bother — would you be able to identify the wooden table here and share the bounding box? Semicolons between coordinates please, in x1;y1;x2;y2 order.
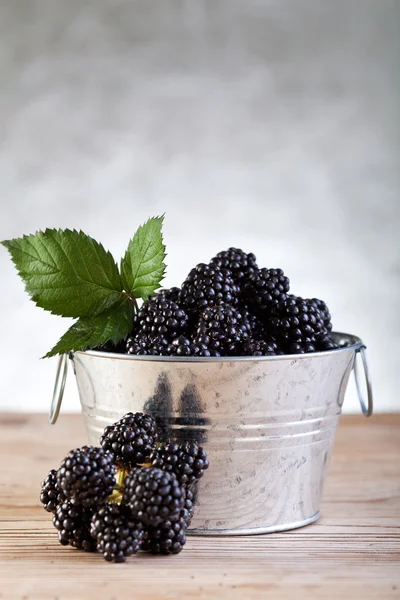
0;413;399;600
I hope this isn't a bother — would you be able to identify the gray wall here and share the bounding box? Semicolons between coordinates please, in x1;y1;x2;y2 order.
0;0;399;412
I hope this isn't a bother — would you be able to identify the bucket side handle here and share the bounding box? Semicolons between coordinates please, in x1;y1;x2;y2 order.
49;353;69;424
353;345;373;417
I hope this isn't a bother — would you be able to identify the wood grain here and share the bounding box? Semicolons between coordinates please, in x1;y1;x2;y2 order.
0;413;399;600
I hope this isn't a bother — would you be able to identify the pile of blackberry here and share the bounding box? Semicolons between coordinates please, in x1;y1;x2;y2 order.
40;411;208;563
110;246;338;357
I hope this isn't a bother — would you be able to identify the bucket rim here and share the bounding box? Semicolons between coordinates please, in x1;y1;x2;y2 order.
73;331;363;363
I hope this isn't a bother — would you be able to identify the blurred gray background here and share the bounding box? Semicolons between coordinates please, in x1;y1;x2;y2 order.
0;0;399;412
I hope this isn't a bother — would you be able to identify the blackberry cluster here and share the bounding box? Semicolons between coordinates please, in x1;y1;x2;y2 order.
210;247;258;285
179;263;239;315
100;412;159;467
90;503;145;562
150;441;209;487
41;411;209;562
56;446;115;508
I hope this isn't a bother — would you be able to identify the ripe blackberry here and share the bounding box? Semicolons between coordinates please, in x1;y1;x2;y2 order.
316;336;339;351
210;248;258;284
90;503;145;563
167;336;195;356
53;501;96;552
136;297;189;341
195;304;251;355
123;467;185;527
150;441;209;487
141;515;187;555
125;333;169;355
56;446;115;508
179;263;239;315
40;469;66;514
100;412;159;468
270;295;325;352
309;298;333;334
244;268;290;318
181;488;195;528
242;338;283;356
150;287;181;303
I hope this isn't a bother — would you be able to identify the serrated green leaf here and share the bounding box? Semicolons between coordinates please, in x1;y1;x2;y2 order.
44;298;134;358
1;229;123;318
120;215;166;301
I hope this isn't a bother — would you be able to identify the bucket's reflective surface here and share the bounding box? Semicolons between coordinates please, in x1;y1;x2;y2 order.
71;332;360;534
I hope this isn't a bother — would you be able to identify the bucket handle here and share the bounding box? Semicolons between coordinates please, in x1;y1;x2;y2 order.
353;345;373;417
49;353;68;424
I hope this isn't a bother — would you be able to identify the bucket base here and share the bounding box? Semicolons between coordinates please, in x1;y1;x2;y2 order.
187;511;320;536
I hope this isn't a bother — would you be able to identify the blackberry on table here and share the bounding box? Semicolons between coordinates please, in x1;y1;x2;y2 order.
242;338;283;357
56;446;115;508
126;333;169;356
40;469;66;514
210;248;258;285
123;467;185;527
100;412;159;468
179;263;239;315
181;488;195;528
244;268;290;318
90;503;145;563
141;515;187;555
53;501;96;552
150;441;209;487
270;295;325;353
135;297;189;341
195;304;251;355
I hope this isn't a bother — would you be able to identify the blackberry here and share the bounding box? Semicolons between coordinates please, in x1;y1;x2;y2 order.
181;488;195;528
309;298;333;334
195;304;251;355
167;335;215;357
150;441;209;487
90;503;145;563
125;333;169;355
150;287;181;303
141;515;187;555
56;446;115;508
270;295;325;353
100;412;159;468
40;469;66;514
244;268;290;318
210;248;258;284
123;468;185;527
242;338;283;356
136;297;189;341
53;501;96;552
179;263;239;315
316;336;339;351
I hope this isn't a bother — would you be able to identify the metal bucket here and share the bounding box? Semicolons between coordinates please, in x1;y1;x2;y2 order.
51;331;373;535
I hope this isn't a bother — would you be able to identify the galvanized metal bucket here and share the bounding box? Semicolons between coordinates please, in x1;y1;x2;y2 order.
50;331;373;535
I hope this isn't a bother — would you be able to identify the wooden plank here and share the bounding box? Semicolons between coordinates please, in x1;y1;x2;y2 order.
0;413;399;599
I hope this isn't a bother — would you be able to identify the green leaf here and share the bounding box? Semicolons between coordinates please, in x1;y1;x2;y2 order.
44;298;134;358
120;215;166;300
1;229;123;318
